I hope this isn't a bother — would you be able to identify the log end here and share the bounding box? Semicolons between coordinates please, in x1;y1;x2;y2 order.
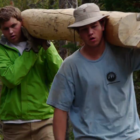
119;13;140;47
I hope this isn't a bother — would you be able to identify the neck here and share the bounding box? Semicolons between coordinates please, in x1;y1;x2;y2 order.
80;38;106;60
19;33;26;43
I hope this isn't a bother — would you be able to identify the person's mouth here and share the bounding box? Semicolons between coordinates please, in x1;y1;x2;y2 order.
90;37;96;42
10;35;16;40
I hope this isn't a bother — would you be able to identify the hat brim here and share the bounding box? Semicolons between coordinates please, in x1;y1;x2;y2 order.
68;15;108;28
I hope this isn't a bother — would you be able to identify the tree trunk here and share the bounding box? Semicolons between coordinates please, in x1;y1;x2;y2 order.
22;9;140;48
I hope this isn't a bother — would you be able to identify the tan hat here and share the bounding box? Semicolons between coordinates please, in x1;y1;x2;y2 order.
68;3;108;28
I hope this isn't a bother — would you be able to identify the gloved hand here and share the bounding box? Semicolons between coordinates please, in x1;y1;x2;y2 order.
21;27;50;53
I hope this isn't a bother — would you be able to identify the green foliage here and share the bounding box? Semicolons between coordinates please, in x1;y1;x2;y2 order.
0;123;3;140
100;0;140;12
0;0;10;7
78;0;82;5
0;135;3;140
0;0;59;11
62;42;80;55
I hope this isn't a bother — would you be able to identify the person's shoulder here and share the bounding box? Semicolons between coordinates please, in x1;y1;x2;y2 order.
107;42;132;56
63;49;80;64
58;50;80;73
0;35;10;51
0;43;6;51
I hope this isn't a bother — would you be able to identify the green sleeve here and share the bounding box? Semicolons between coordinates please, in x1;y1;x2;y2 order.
41;42;63;83
0;47;38;88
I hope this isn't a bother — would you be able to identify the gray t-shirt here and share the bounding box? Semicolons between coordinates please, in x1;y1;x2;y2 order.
47;43;140;140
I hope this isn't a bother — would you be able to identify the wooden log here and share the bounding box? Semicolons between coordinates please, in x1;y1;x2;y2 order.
21;9;140;48
104;11;140;47
21;9;79;41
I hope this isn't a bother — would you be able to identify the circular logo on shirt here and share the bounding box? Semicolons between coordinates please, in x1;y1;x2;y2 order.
107;72;116;82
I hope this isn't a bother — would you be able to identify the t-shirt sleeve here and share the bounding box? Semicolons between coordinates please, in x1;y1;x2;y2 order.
129;48;140;71
47;71;75;112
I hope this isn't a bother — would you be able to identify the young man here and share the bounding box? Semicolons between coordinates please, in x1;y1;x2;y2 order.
47;3;140;140
0;6;63;140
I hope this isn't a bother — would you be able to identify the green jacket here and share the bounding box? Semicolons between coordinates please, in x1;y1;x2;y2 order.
0;42;63;120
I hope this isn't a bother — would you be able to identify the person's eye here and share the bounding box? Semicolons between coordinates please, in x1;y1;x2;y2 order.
11;24;16;28
92;25;97;28
3;27;8;31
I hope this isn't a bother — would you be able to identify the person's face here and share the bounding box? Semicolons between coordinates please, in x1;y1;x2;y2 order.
1;17;23;44
78;21;105;48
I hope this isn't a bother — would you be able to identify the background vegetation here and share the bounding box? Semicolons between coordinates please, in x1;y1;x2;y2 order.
0;0;140;140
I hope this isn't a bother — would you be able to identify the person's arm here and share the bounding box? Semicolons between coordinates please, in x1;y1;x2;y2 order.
53;108;68;140
0;46;38;88
41;42;63;83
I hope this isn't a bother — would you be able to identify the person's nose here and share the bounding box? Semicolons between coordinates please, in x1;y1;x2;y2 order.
88;27;93;35
9;28;13;34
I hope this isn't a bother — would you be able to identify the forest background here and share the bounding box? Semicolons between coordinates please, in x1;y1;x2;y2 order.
0;0;140;140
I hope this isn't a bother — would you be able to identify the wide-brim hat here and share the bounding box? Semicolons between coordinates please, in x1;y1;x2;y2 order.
68;3;108;28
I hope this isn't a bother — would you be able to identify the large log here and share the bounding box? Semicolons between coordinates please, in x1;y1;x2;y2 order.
21;9;140;48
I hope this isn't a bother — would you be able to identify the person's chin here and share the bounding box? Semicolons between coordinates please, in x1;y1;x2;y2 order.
89;42;98;48
10;40;18;44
